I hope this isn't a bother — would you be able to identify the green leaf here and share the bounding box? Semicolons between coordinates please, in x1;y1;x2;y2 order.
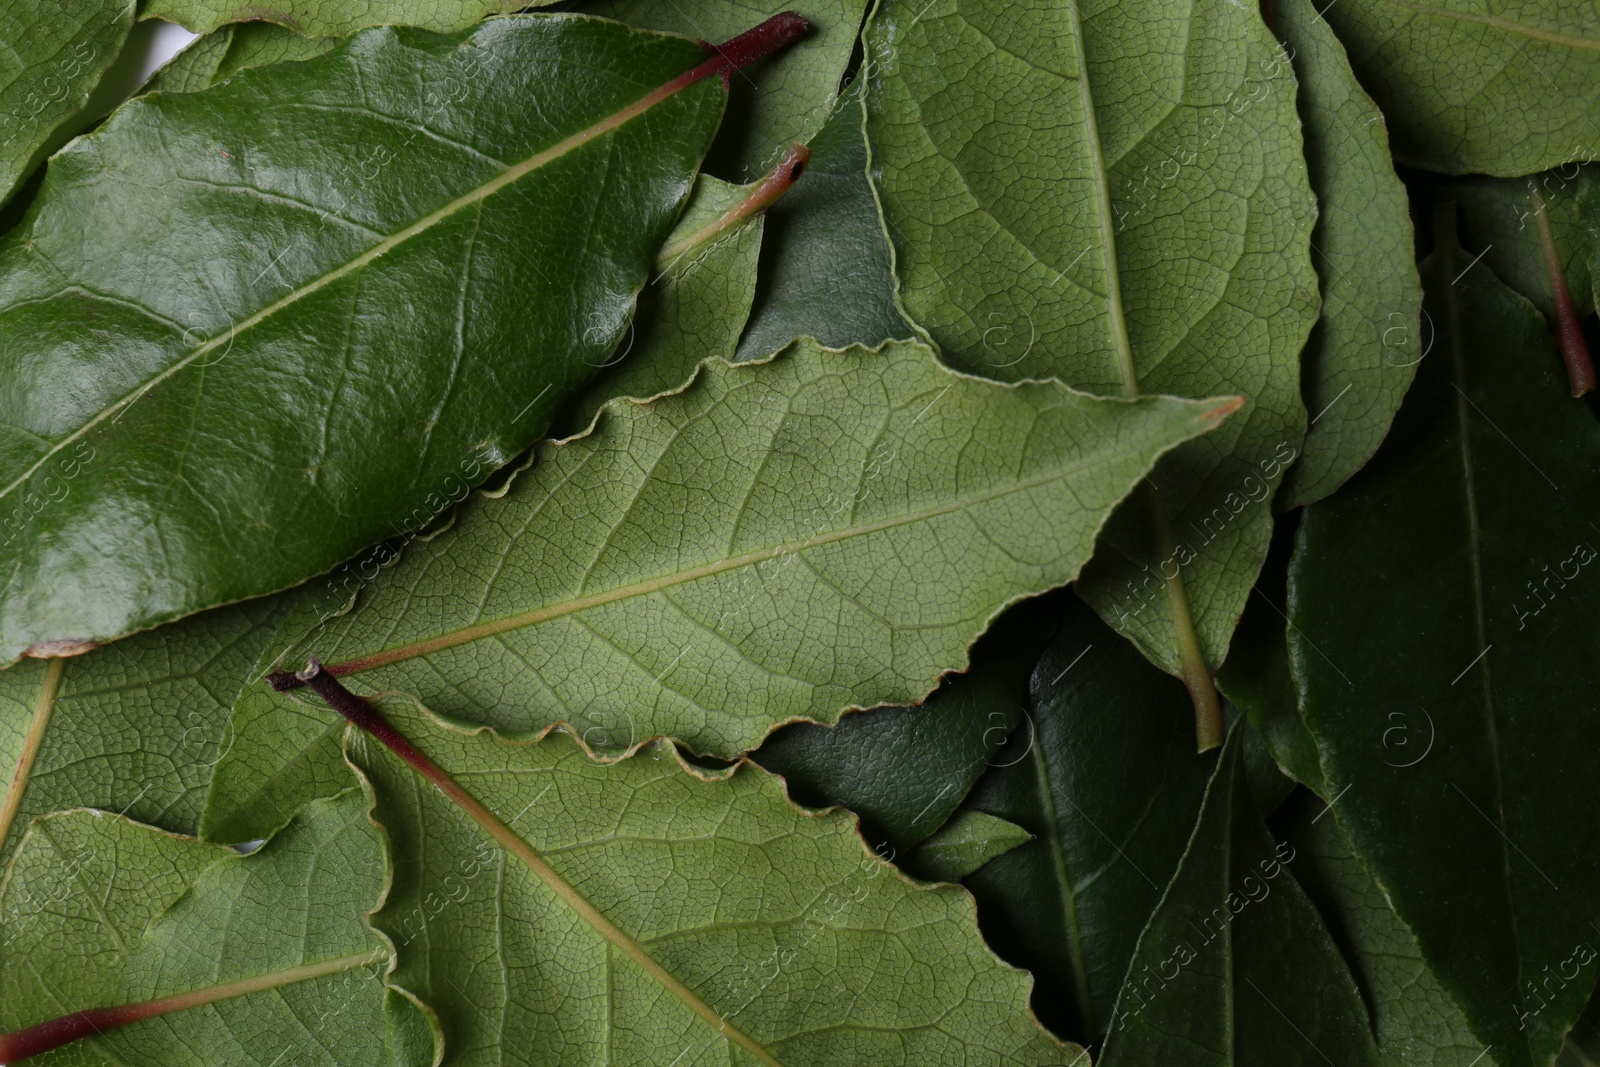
147;22;340;94
1445;164;1600;326
864;0;1320;687
0;788;437;1066
904;809;1031;883
579;0;868;180
753;591;1059;858
0;15;731;664
0;595;306;863
348;696;1087;1065
1098;731;1377;1066
0;0;134;204
961;594;1217;1042
1274;0;1423;507
259;339;1236;761
1315;0;1600;176
139;0;539;37
558;172;766;437
1282;796;1491;1067
1288;219;1600;1065
1215;518;1326;793
141;25;232;93
734;77;910;358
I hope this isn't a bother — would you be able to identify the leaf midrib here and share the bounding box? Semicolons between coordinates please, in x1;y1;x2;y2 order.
1384;0;1600;54
0;54;715;510
330;440;1165;676
1442;250;1527;1062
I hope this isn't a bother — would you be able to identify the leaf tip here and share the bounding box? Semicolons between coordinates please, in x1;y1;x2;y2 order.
1198;395;1247;427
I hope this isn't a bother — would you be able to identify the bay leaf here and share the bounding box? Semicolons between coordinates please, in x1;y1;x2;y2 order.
1289;213;1600;1065
0;14;733;664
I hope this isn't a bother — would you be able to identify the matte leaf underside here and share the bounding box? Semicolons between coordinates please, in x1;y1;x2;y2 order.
0;0;134;206
254;339;1235;765
864;0;1319;680
0;14;730;664
1317;0;1600;176
1274;0;1423;508
0;787;433;1066
348;696;1087;1065
1289;225;1600;1066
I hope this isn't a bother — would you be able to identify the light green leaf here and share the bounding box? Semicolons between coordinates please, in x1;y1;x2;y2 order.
735;76;910;359
1275;0;1423;507
350;696;1087;1065
0;15;731;665
864;0;1320;683
138;0;540;37
1287;216;1600;1065
0;596;305;864
0;0;134;204
1316;0;1600;176
1283;798;1490;1067
141;25;232;93
1098;730;1377;1066
146;24;340;95
580;0;868;180
559;173;766;436
905;809;1031;883
0;788;437;1066
255;339;1236;763
754;591;1058;859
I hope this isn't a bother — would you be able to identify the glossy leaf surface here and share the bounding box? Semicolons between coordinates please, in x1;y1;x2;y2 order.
1098;732;1376;1066
1289;227;1600;1065
0;15;727;664
865;0;1319;674
962;595;1216;1043
1283;797;1490;1066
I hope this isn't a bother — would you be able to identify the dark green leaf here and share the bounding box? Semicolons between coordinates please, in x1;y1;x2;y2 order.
0;15;728;664
735;77;910;358
1282;794;1491;1066
1098;730;1377;1066
962;595;1216;1043
1289;216;1600;1065
754;590;1058;859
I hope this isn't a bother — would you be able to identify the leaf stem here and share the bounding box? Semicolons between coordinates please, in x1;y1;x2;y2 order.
0;949;384;1064
273;661;788;1067
0;658;64;852
1528;179;1595;397
1146;484;1224;751
657;143;811;264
